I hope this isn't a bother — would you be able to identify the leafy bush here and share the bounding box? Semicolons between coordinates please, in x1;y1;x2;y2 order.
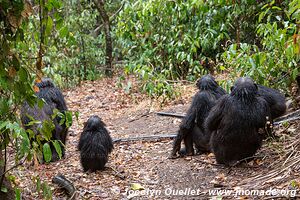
116;0;267;98
221;1;300;94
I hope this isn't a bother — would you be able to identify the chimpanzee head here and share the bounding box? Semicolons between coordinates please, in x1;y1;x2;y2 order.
35;78;55;89
84;115;106;132
196;75;218;91
231;77;258;101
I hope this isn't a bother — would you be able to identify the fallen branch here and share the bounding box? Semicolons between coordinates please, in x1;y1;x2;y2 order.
106;166;126;180
113;134;177;143
129;110;151;122
0;158;26;177
273;115;300;125
155;112;185;118
156;109;300;125
273;109;300;125
52;174;76;200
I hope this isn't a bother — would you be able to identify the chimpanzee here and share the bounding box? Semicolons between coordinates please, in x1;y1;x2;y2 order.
21;78;68;162
169;75;227;158
35;78;68;143
21;102;64;161
78;115;113;172
258;85;286;119
35;78;68;113
205;77;271;165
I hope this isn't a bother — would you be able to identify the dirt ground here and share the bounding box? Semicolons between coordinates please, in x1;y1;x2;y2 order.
12;77;300;200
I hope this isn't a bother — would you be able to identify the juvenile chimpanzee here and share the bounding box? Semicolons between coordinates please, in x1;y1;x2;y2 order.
21;78;68;162
206;77;271;166
258;85;286;119
170;75;227;158
78;115;113;172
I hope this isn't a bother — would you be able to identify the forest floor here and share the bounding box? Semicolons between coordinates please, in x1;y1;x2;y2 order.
11;75;300;200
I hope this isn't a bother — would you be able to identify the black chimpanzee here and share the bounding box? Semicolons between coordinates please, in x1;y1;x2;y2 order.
35;78;69;154
258;85;286;119
206;77;271;166
169;75;227;158
78;115;113;172
21;78;68;162
35;78;68;113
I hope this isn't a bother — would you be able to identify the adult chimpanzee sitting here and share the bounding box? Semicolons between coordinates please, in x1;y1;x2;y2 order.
21;78;68;162
205;77;271;166
170;75;227;158
35;78;69;147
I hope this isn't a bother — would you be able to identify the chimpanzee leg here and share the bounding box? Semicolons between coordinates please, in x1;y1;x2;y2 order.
183;132;194;156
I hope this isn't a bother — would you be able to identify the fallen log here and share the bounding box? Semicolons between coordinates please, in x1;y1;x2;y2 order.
156;109;300;125
113;134;177;143
155;112;185;118
115;110;300;144
273;109;300;123
52;174;76;200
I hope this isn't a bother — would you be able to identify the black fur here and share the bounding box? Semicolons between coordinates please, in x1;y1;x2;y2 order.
78;115;113;172
21;103;64;161
206;77;271;165
36;78;68;148
170;75;226;158
258;85;286;119
21;78;68;162
35;78;68;113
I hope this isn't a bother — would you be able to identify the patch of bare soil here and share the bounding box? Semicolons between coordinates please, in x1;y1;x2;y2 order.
12;77;300;199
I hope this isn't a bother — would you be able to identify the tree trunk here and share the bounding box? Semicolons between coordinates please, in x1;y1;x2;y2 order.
93;0;113;76
0;149;15;200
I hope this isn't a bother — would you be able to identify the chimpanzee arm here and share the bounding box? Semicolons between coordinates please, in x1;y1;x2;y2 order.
179;92;203;130
205;96;227;132
51;88;68;112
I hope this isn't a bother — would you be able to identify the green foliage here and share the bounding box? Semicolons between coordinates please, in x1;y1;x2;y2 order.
221;1;300;93
16;0;107;87
116;0;267;98
0;1;36;197
15;188;21;200
22;107;72;163
1;1;75;197
35;176;52;200
43;143;52;163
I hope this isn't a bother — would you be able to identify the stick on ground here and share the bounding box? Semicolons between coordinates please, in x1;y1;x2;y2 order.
113;134;177;143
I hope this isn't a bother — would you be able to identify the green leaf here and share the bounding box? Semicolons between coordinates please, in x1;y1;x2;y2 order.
292;68;298;80
0;121;8;131
1;186;8;193
45;16;53;36
52;140;62;159
75;111;80;121
43;143;52;163
36;176;41;192
219;65;226;71
15;188;21;200
59;27;69;38
42;182;52;199
65;111;73;128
